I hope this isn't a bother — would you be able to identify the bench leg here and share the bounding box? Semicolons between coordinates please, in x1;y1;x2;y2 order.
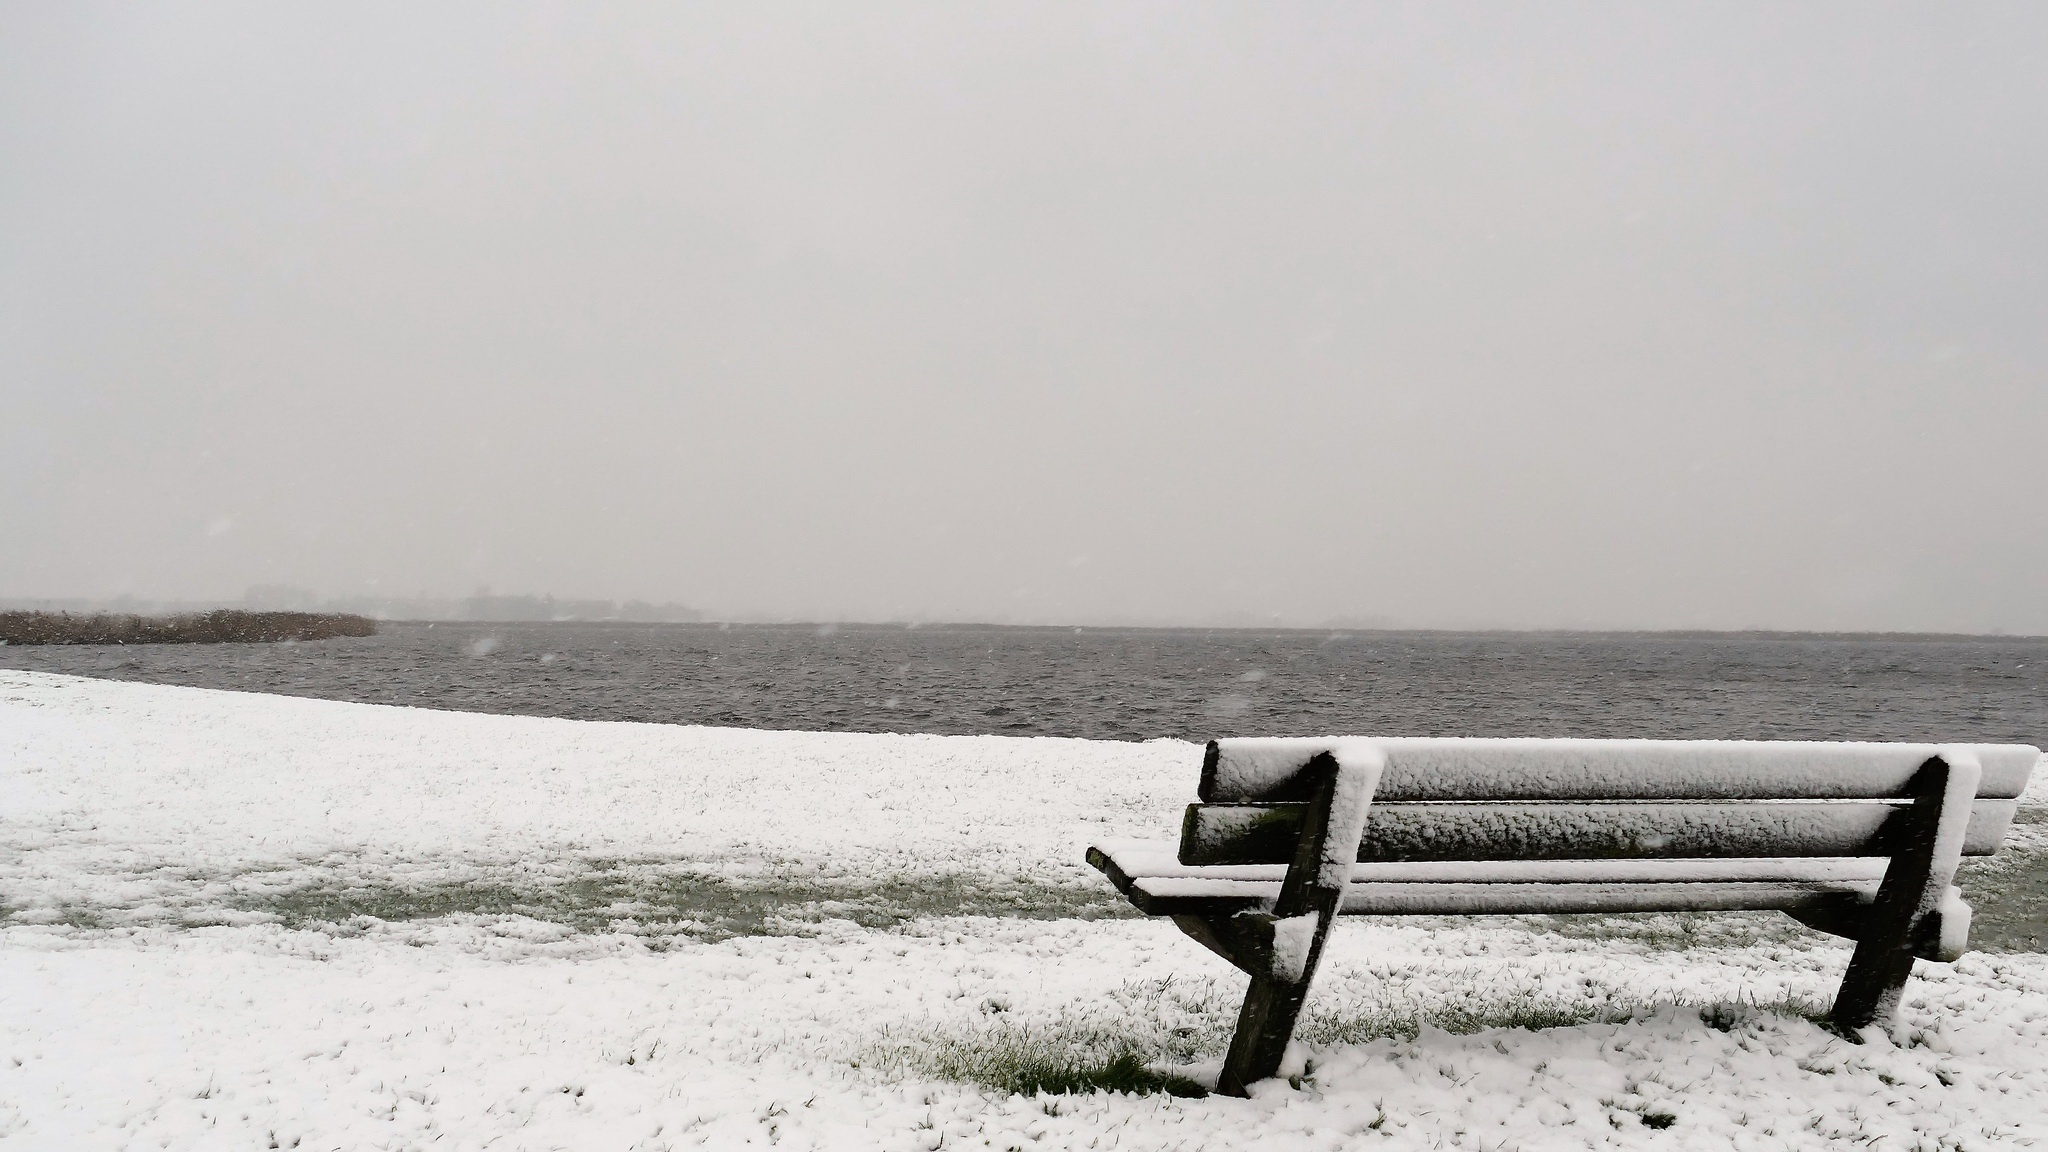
1829;752;1980;1033
1216;916;1335;1096
1831;929;1919;1033
1214;744;1382;1097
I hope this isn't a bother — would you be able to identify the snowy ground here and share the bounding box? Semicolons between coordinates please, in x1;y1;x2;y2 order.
5;669;2048;1149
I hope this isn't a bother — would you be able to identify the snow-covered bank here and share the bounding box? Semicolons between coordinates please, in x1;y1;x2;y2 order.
0;670;1184;934
6;670;2048;1149
10;914;2048;1149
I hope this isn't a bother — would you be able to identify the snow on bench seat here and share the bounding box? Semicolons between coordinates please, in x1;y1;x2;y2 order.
1200;737;2041;802
1087;838;1890;916
1090;837;1894;886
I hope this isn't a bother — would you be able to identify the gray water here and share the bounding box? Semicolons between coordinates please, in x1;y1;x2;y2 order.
3;621;2043;746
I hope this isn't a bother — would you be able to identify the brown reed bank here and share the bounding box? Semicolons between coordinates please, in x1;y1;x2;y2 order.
0;609;377;645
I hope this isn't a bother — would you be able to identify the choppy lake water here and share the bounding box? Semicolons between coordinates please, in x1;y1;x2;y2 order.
3;621;2043;745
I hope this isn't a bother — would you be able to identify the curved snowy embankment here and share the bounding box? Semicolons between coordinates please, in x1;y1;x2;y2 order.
0;668;1182;934
5;669;2048;1150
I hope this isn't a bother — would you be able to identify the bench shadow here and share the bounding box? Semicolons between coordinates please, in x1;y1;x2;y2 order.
874;1032;1212;1099
868;987;1833;1100
1482;909;1828;951
862;1013;1217;1100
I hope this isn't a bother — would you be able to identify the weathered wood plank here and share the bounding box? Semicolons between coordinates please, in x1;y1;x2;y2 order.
1179;799;2017;865
1090;838;1893;886
1121;876;1882;919
1200;738;2041;803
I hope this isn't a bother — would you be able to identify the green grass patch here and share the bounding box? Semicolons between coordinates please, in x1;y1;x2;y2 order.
867;975;1832;1100
1306;996;1625;1043
222;861;1136;942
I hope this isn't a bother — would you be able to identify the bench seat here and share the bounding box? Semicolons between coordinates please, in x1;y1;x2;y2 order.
1089;837;1891;917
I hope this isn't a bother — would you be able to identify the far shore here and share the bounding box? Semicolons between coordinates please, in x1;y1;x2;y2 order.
0;609;376;646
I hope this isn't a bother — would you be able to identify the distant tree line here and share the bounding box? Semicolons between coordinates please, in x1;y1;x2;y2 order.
0;610;377;645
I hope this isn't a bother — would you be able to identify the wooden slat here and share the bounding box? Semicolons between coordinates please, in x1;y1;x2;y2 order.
1088;838;1892;886
1122;876;1881;919
1089;841;1886;919
1179;799;2018;865
1200;738;2041;803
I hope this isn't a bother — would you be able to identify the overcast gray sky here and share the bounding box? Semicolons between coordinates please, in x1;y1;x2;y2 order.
3;2;2044;631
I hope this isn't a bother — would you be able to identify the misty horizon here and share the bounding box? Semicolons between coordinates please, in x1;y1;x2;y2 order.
8;586;2046;639
6;4;2045;633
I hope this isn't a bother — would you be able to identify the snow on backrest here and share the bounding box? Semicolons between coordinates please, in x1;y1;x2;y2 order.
1199;738;2041;803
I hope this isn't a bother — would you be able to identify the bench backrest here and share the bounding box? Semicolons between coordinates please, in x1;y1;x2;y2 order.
1182;738;2041;866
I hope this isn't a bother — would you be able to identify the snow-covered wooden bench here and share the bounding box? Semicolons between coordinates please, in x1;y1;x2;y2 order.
1087;737;2041;1096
